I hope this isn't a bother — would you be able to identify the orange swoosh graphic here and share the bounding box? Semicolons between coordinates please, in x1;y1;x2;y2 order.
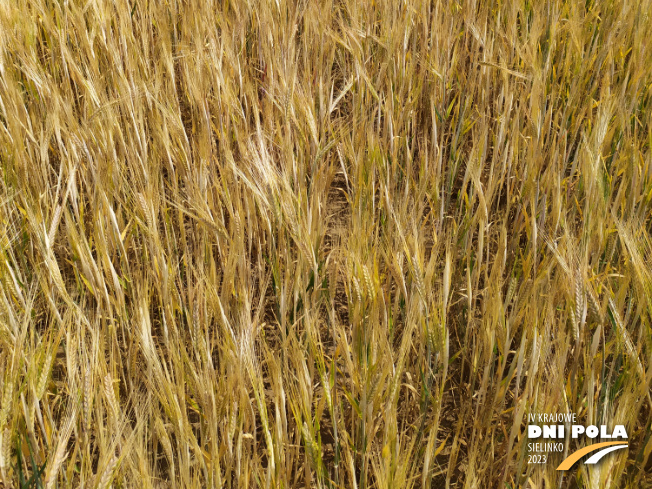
556;442;628;470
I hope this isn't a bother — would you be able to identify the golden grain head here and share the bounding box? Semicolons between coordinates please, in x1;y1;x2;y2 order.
0;0;651;487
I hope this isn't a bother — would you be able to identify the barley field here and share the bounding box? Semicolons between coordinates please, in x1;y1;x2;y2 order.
0;0;651;487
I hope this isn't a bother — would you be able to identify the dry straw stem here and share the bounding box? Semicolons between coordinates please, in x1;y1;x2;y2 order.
0;0;652;487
